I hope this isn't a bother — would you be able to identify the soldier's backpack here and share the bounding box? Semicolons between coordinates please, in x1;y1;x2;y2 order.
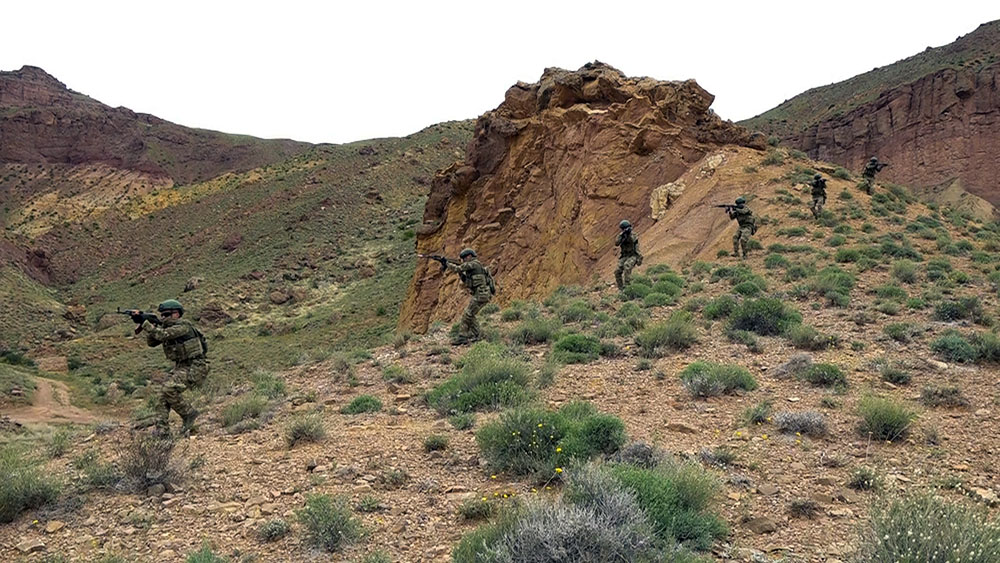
485;267;497;295
196;326;208;355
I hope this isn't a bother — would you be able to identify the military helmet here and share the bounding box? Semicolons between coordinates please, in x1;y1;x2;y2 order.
869;157;878;162
814;174;822;180
459;248;477;259
619;220;631;230
157;299;184;314
735;197;747;205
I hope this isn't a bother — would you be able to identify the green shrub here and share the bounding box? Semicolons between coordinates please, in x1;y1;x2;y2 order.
802;363;847;387
678;361;757;398
727;298;801;336
73;450;120;490
448;413;476;430
46;428;71;459
257;518;291;542
933;296;985;323
623;282;652;300
857;396;916;441
635;313;697;357
875;284;908;301
185;545;229;563
726;328;763;352
251;369;287;399
778;226;807;237
560;299;594;323
476;403;625;478
0;446;60;523
508;317;559;345
296;494;363;552
285;414;327;447
381;364;414;384
762;149;784;166
847;466;883;491
427;342;532;414
857;494;1000;562
891;260;919;284
920;385;969;408
340;395;382;415
500;301;529;322
702;295;737;320
881;366;912;385
423;434;449;451
732;281;762;297
833;167;851;180
607;461;728;549
552;333;602;364
834;248;860;262
642;292;672;307
787;324;838;350
883;323;917;343
117;433;179;492
763;253;790;269
931;330;978;363
741;401;772;425
810;266;855;306
221;394;269;431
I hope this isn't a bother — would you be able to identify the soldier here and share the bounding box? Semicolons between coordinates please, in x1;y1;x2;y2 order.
809;173;827;219
133;299;208;436
728;197;756;259
444;249;494;345
861;157;888;194
614;220;642;290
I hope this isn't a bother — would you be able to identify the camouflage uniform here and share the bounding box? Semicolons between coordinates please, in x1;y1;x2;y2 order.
446;259;493;343
810;177;827;218
142;317;208;432
614;230;642;290
728;205;755;259
861;158;886;194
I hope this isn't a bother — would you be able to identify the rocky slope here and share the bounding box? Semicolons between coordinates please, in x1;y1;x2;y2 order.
401;62;765;332
0;66;309;185
741;20;1000;212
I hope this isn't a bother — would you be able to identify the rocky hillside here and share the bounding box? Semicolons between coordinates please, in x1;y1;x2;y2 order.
740;20;1000;213
400;62;765;332
4;146;1000;561
0;66;309;185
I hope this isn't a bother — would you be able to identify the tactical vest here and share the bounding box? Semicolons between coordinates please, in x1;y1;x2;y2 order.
464;260;490;295
619;232;639;257
733;207;754;229
162;320;206;362
811;179;827;196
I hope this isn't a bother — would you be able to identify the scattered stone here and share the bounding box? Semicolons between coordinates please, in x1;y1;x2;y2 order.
160;550;177;559
786;397;801;402
44;521;64;534
743;517;777;534
757;484;779;496
395;394;411;403
147;484;166;497
835;488;860;504
967;486;999;506
975;408;990;417
665;422;698;434
17;539;45;553
816;476;838;487
927;359;948;371
790;462;807;471
810;493;835;504
828;508;855;518
183;277;204;292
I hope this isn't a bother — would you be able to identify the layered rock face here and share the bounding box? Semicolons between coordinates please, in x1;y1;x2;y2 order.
0;66;308;185
400;63;761;331
786;64;1000;207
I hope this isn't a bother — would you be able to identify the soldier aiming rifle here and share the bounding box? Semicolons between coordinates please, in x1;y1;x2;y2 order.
420;249;496;345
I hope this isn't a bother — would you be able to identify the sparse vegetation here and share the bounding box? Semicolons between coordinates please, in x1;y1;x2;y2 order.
340;395;382;415
552;333;602;364
635;312;698;357
258;518;291;542
678;361;757;398
847;466;883;491
920;385;969;408
857;396;916;441
727;297;801;336
774;411;828;437
0;445;61;523
802;363;847;388
296;494;363;552
427;342;532;415
285;413;327;447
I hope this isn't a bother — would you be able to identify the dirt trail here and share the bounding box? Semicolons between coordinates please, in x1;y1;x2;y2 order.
5;376;98;425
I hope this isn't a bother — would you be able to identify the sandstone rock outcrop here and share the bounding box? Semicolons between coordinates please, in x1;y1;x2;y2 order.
786;64;1000;209
400;62;761;331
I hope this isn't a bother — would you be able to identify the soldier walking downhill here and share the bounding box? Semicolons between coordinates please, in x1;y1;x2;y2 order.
614;220;643;291
443;249;494;345
132;299;209;436
809;173;827;219
728;197;756;259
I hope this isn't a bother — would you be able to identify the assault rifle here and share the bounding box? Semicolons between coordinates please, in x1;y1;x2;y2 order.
417;253;459;272
116;307;161;334
713;204;737;212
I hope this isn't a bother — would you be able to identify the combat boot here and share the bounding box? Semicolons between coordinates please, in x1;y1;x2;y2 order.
180;409;200;436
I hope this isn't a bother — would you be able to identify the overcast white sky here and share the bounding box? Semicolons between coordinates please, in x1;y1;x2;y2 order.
2;1;997;144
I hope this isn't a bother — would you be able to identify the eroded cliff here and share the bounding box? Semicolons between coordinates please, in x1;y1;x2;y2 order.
400;63;763;331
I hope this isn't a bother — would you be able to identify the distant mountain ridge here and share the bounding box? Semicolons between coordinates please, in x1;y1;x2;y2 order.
0;65;310;185
741;20;1000;210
